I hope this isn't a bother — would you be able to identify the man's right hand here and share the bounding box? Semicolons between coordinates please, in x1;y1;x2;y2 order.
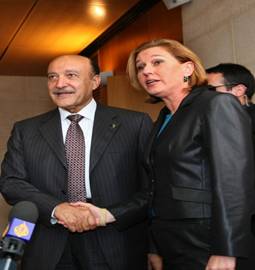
54;202;97;232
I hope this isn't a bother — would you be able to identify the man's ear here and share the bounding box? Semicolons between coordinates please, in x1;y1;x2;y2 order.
92;75;101;90
231;84;247;97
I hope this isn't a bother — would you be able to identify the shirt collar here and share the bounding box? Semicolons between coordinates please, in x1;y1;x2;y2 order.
58;98;97;121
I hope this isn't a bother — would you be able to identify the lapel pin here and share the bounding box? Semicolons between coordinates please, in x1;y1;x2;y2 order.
111;123;117;129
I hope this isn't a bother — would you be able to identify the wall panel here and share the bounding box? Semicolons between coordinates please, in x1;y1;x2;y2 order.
107;75;164;121
98;1;182;74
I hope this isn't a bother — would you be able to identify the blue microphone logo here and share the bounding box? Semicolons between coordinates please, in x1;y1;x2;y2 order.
6;218;35;241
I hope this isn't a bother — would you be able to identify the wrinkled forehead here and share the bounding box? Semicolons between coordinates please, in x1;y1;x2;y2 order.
135;46;177;65
48;55;90;73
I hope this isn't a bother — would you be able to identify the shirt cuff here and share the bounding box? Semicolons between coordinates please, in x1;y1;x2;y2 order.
50;206;58;225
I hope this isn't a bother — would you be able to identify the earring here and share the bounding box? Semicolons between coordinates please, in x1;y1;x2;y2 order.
183;76;190;82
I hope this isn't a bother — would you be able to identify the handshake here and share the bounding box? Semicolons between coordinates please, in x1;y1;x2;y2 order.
53;202;115;232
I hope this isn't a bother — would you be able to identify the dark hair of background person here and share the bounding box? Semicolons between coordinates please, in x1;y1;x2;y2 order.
206;63;255;99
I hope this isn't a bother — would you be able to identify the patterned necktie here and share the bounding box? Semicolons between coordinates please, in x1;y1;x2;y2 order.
65;114;86;202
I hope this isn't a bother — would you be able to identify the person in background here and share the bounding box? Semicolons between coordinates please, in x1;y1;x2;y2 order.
206;63;255;150
0;55;153;270
127;38;255;270
207;62;255;269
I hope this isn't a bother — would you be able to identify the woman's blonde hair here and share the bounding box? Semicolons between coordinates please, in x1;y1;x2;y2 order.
127;39;207;90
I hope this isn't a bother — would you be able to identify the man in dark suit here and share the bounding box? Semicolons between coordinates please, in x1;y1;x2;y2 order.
206;63;255;152
0;55;153;270
207;63;255;270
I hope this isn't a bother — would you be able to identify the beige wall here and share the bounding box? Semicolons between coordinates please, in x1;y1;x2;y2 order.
107;75;164;121
182;0;255;72
0;75;54;231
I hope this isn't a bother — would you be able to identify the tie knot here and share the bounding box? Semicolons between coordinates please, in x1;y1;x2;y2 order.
67;114;83;123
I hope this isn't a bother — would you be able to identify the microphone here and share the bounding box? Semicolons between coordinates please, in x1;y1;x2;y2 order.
0;201;39;270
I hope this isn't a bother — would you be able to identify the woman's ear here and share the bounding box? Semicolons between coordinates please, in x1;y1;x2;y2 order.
183;61;195;77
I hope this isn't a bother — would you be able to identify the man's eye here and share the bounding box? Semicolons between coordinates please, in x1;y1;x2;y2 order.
67;73;78;79
48;74;57;81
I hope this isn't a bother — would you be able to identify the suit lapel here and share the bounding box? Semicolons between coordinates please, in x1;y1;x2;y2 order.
144;107;166;166
145;86;207;162
39;109;67;168
90;104;120;173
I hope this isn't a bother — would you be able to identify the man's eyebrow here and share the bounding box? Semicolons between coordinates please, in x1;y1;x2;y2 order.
65;69;79;73
47;71;58;76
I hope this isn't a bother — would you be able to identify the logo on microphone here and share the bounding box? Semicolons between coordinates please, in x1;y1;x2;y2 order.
6;218;35;241
14;222;29;237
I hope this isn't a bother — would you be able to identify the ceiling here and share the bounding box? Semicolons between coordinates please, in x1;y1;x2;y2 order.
0;0;147;76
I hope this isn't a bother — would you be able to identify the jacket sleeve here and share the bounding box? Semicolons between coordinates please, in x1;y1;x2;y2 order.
0;123;62;226
108;113;153;230
204;93;255;257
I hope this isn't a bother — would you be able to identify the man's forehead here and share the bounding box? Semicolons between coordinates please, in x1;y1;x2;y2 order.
207;72;224;83
48;55;89;72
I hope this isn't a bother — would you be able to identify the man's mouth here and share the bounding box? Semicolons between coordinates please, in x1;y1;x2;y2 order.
52;90;75;96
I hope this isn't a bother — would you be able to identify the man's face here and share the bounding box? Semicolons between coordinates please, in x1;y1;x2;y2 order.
47;55;100;113
207;71;248;105
207;72;231;93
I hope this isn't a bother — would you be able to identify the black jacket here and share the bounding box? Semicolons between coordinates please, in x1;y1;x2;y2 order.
145;86;255;258
246;103;255;156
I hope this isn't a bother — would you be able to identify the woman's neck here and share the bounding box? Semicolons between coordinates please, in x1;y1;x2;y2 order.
162;89;190;113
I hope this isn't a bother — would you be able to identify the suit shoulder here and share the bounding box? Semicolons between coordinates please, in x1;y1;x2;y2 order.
14;109;58;127
98;104;151;119
194;87;240;108
196;89;248;125
207;91;241;109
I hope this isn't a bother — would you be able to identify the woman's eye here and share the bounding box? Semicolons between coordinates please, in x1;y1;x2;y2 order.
136;65;144;72
153;60;163;66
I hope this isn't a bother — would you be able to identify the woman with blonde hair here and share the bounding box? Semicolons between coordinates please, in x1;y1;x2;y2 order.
127;39;255;270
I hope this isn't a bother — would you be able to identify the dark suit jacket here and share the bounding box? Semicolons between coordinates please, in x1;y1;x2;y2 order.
246;103;255;157
0;103;153;270
145;86;255;258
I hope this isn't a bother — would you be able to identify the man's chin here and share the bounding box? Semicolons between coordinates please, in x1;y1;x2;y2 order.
57;103;77;113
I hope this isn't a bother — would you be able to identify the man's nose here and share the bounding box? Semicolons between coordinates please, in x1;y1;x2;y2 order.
55;76;67;88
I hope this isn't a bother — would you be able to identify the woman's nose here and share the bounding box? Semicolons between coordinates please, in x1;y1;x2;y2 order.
142;64;153;75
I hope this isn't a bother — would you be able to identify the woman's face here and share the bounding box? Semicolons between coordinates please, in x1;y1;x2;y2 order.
135;46;188;98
